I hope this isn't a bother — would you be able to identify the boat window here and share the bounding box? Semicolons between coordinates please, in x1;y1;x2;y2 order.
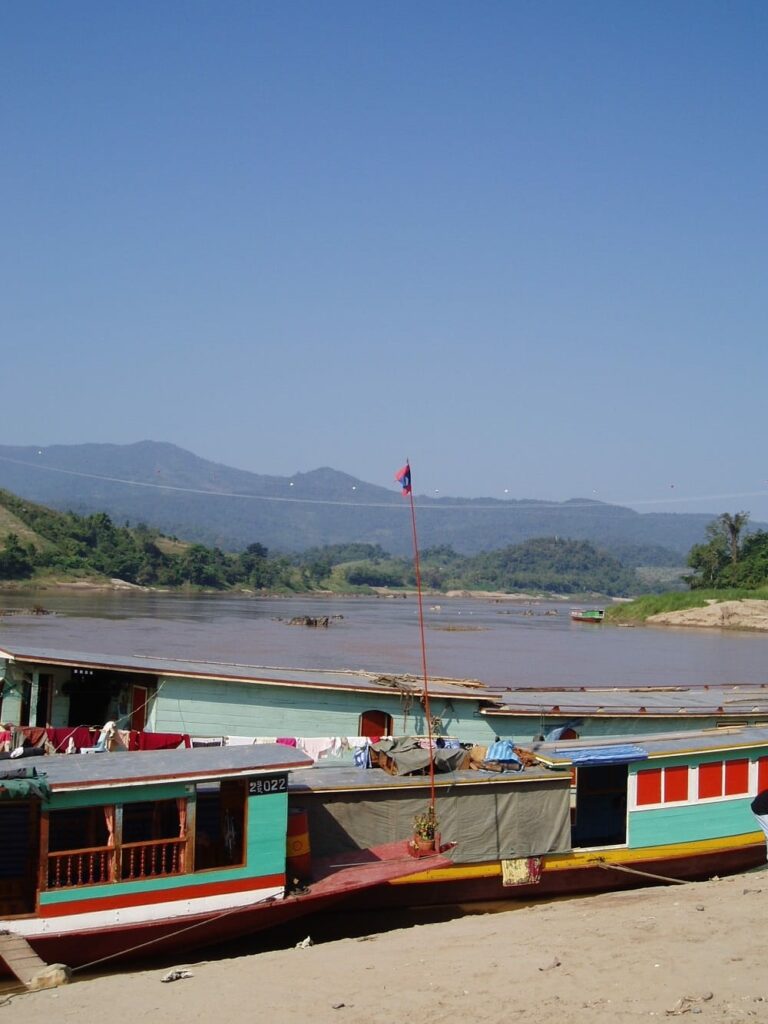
759;756;768;792
47;806;114;889
636;767;662;805
725;759;749;795
194;779;246;871
121;799;187;881
697;759;750;801
359;710;393;738
122;800;181;843
47;799;189;888
636;765;690;806
48;806;110;852
698;761;723;799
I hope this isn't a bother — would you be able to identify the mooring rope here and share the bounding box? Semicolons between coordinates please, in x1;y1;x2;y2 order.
592;860;687;884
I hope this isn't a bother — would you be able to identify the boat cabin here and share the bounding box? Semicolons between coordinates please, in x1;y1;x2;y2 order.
0;744;312;959
535;726;768;858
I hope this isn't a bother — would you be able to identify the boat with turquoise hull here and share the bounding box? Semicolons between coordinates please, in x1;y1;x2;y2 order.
288;725;768;908
0;744;440;974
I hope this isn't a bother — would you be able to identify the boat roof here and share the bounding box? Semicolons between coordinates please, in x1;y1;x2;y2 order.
12;743;313;792
0;616;495;702
489;683;768;718
533;724;768;767
289;762;564;794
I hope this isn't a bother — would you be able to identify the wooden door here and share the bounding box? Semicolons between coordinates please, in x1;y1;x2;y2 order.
130;685;148;731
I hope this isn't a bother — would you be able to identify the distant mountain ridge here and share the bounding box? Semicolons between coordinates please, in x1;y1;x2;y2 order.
0;441;752;557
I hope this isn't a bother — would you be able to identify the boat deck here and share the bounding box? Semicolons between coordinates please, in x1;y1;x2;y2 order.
6;744;313;790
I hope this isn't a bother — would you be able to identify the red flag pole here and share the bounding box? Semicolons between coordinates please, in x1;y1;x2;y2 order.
400;462;437;818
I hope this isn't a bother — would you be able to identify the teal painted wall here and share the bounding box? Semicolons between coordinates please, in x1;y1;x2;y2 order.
152;676;499;744
1;658;23;723
41;789;288;906
626;747;768;849
482;715;744;745
52;781;192;809
628;797;755;848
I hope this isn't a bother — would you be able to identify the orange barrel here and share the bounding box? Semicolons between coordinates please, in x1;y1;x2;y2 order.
286;808;312;881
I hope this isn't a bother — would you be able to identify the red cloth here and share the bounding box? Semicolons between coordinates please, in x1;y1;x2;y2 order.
46;726;98;752
136;731;190;750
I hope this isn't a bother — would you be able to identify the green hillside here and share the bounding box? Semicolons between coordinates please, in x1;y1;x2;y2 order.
0;488;646;596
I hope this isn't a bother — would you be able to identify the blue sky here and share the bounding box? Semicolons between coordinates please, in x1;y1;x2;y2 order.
3;2;767;518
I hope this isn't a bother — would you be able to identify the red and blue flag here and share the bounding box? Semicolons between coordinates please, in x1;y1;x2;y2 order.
395;462;412;496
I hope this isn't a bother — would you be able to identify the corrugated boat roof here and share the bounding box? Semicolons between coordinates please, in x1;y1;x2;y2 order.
12;743;313;791
0;624;496;702
534;724;768;766
489;683;768;718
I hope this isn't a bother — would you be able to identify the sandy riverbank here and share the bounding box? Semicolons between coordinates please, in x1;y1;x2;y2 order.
648;599;768;632
11;867;768;1023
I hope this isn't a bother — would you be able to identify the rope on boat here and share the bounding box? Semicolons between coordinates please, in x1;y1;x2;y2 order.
70;892;284;970
72;847;445;975
592;860;688;885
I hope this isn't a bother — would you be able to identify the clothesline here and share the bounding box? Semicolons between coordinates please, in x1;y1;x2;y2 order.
190;734;463;765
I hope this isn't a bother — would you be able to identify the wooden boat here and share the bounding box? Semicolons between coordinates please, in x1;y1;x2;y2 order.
0;744;445;974
570;607;605;623
289;725;768;909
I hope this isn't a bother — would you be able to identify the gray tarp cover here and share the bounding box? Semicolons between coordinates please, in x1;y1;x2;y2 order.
370;737;468;775
302;778;571;864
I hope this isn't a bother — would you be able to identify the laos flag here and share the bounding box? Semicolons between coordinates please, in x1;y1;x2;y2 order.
395;462;412;496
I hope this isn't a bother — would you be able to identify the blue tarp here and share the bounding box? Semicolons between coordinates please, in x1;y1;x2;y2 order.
556;744;648;767
543;719;584;742
485;739;522;765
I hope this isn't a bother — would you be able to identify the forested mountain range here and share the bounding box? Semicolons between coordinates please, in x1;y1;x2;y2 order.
0;490;642;595
0;441;754;559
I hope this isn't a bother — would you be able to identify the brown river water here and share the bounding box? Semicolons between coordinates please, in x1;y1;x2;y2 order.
0;589;766;689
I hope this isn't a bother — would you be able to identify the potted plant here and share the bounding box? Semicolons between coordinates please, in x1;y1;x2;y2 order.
410;805;438;856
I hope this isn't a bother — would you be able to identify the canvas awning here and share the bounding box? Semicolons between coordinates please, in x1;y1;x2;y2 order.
0;767;51;801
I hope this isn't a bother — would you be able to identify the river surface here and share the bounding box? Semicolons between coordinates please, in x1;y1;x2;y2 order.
1;590;766;689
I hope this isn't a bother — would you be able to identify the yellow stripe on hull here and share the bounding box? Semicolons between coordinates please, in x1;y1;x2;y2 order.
390;830;764;886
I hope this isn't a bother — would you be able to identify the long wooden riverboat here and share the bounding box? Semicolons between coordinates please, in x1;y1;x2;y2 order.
288;725;768;908
0;744;443;974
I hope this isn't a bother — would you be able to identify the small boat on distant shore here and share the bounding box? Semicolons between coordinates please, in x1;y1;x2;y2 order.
571;608;605;623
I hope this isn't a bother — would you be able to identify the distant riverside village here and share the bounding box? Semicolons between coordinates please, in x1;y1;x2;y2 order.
3;616;768;757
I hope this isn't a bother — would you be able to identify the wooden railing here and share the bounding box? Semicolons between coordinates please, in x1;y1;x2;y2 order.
48;846;114;889
47;837;187;889
120;837;186;881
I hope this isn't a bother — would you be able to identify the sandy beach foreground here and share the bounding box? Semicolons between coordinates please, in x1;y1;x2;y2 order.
10;868;768;1024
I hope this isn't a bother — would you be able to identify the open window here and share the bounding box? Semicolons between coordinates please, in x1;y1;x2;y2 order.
46;797;189;888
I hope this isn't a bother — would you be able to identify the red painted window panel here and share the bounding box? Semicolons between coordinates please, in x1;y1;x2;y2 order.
724;758;749;795
637;768;662;805
664;765;689;803
698;761;723;799
758;757;768;793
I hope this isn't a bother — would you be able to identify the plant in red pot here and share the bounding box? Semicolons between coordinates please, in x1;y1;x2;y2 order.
409;805;438;857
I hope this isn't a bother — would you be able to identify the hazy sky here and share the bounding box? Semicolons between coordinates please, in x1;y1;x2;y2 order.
3;2;767;518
